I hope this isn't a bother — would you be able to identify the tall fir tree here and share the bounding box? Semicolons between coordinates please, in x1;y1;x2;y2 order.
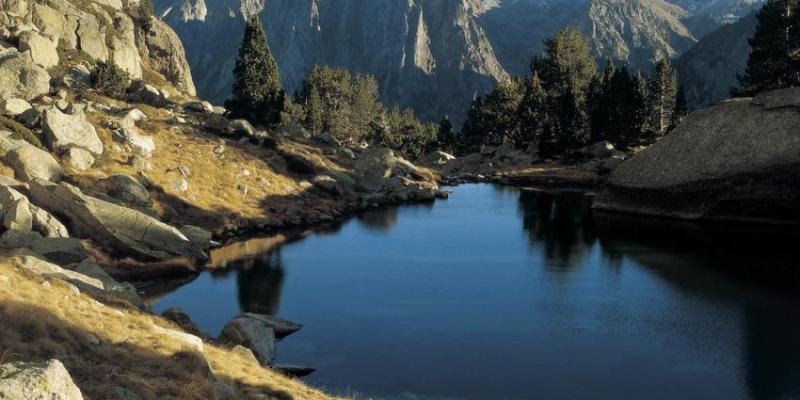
589;59;616;143
670;85;689;130
650;59;678;134
538;27;596;155
437;115;455;151
539;27;597;98
517;71;548;147
736;0;799;95
226;15;285;126
460;79;524;147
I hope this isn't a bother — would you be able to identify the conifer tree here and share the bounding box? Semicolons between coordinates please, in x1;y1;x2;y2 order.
517;71;548;147
736;0;799;95
437;115;455;150
460;79;524;147
588;60;617;143
670;85;689;130
539;27;597;97
226;15;285;126
650;59;678;134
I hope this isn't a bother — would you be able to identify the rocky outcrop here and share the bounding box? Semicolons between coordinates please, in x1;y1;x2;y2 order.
29;180;206;261
0;359;83;400
0;47;50;102
0;184;68;238
3;141;64;182
594;88;800;223
139;20;197;96
18;30;59;69
41;108;104;156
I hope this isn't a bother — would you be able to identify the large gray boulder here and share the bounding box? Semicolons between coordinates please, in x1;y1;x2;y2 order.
75;13;108;61
354;148;397;193
595;88;800;222
29;180;206;261
32;3;76;49
41;108;104;155
219;317;277;366
18;31;59;69
0;184;68;237
0;48;50;101
13;254;103;290
4;143;64;182
0;359;83;400
238;312;302;339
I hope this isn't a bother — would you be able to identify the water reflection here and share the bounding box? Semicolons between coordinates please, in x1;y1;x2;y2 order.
517;189;599;268
234;250;285;315
151;184;800;400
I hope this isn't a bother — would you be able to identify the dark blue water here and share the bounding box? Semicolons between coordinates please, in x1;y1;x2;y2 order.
150;184;800;400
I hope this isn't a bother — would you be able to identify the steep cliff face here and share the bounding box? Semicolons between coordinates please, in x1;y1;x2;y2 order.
161;0;507;124
675;11;757;109
578;0;697;70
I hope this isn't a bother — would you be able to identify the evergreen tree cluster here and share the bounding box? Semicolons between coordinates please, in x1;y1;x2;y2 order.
461;27;687;157
287;65;438;159
735;0;800;96
226;16;440;159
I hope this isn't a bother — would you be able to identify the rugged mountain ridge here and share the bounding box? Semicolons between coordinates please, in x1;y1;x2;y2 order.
160;0;508;124
159;0;764;124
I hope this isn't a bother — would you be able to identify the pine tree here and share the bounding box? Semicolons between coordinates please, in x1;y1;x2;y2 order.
589;60;616;143
350;74;382;143
650;59;678;134
460;79;524;147
226;15;285;126
630;71;651;144
517;71;548;147
541;84;588;156
538;27;596;156
539;27;597;97
735;0;799;95
437;115;455;150
670;85;688;130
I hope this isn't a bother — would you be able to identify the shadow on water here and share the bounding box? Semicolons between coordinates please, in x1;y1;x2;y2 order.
591;211;800;400
514;188;800;400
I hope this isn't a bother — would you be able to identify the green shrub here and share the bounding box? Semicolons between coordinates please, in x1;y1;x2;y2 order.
91;61;130;99
0;115;45;149
136;0;154;32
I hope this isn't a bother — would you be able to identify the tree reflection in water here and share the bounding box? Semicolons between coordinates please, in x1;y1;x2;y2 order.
234;249;285;316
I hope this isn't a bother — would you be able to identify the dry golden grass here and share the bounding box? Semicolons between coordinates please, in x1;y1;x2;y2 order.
0;261;339;400
73;102;347;232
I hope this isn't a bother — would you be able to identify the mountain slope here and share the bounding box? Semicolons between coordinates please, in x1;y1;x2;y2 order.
158;0;761;123
159;0;508;124
675;11;757;108
578;0;697;70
